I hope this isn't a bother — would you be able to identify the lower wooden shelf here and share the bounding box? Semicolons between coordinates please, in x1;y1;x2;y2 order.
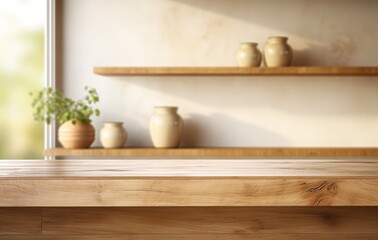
44;147;378;158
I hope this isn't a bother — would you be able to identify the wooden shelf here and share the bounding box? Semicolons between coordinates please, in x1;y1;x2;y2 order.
93;66;378;76
44;147;378;158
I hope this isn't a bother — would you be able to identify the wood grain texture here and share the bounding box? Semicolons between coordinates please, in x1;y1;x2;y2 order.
12;234;375;240
0;237;41;240
1;178;378;206
44;147;378;158
0;208;41;234
1;160;378;206
93;66;378;76
42;207;378;234
2;233;378;239
1;159;378;178
1;207;378;239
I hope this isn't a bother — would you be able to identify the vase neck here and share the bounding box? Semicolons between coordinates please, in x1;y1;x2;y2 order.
154;106;178;114
240;42;258;48
268;36;288;43
104;122;123;127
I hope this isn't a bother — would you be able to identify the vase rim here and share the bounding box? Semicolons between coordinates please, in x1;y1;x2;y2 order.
154;106;178;109
62;119;91;125
268;36;288;41
240;42;258;46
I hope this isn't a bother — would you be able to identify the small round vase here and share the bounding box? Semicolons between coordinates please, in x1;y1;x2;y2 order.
263;36;293;67
149;106;183;148
236;42;262;67
58;120;95;149
100;122;127;148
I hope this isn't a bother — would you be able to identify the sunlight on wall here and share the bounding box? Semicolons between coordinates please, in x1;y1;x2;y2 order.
62;0;378;147
0;0;45;159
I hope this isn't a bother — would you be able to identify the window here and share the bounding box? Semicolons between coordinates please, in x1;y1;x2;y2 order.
0;0;46;159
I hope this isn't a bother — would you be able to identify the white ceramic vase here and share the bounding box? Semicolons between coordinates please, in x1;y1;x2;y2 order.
264;36;293;67
236;42;262;67
58;120;95;149
100;122;127;148
149;106;183;148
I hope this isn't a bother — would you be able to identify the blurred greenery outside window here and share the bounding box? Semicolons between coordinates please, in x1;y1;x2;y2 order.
0;0;45;159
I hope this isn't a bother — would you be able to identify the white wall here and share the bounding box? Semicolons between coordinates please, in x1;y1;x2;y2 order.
61;0;378;147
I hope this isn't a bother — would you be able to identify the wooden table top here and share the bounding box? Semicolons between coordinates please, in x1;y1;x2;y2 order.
1;159;378;206
1;159;378;178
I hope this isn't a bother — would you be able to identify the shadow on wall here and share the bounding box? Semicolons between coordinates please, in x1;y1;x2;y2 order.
94;76;378;147
292;46;328;66
96;110;289;147
167;0;357;25
165;0;378;66
116;112;289;147
182;113;289;147
114;76;378;117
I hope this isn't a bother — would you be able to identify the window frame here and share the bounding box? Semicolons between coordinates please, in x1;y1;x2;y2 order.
45;0;56;159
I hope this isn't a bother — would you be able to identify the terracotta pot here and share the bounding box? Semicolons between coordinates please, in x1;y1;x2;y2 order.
58;120;95;149
264;36;293;67
100;122;127;148
149;106;183;148
236;42;262;67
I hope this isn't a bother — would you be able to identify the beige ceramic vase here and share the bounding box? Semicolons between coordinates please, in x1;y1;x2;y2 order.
100;122;127;148
58;120;95;149
264;36;293;67
149;106;183;148
236;42;262;67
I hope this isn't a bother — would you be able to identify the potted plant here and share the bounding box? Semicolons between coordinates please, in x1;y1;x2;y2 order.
30;86;100;149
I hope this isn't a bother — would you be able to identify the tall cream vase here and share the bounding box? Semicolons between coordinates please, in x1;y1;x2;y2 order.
236;42;262;67
149;106;183;148
58;120;95;149
264;36;293;67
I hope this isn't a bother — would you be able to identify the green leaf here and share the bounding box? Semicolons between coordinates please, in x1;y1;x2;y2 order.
29;86;101;124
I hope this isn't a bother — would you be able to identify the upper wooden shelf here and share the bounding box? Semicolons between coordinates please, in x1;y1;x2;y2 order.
44;147;378;158
93;66;378;76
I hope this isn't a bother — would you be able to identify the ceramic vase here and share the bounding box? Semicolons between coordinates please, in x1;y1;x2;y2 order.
263;36;293;67
58;120;95;149
100;122;127;148
236;42;262;67
149;106;183;148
